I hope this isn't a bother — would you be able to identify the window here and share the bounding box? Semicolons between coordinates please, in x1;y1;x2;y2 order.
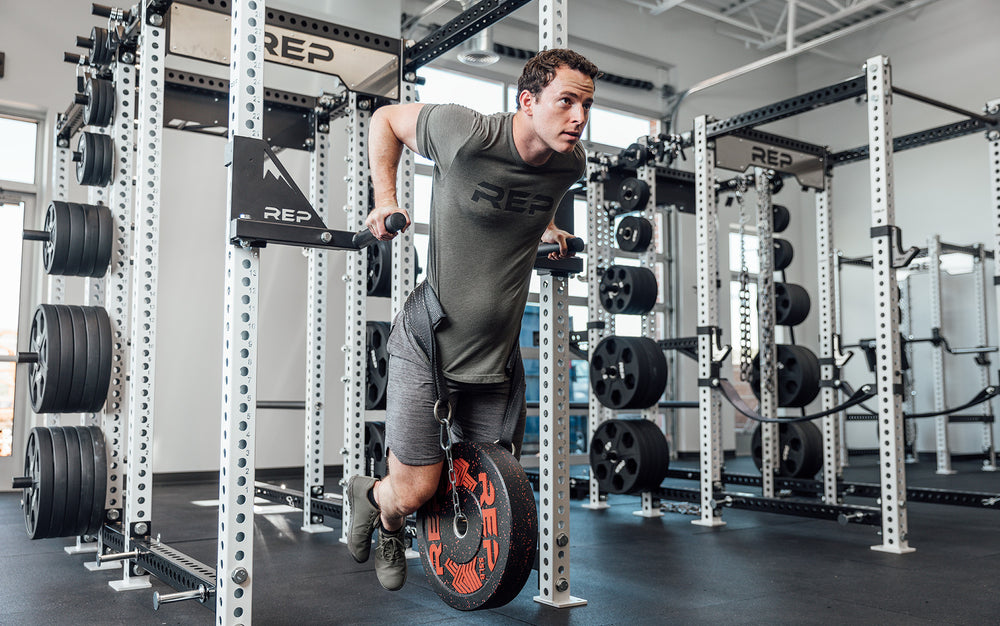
0;201;25;457
587;106;654;149
0;116;39;184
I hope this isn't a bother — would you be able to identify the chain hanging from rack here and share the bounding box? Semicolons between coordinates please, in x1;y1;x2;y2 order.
736;175;753;382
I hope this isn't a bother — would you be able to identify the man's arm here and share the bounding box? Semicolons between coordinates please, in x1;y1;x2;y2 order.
366;103;425;239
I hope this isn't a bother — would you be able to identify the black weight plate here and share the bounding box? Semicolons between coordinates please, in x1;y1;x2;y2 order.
28;305;59;413
615;216;653;252
589;419;668;494
63;306;90;412
87;133;105;187
60;427;83;537
78;307;103;414
22;428;54;539
750;344;821;408
91;203;113;278
364;421;388;479
43;201;72;274
88;307;113;414
618;178;650;212
83;79;98;126
367;240;392;297
751;422;823;479
85;425;108;535
97;79;114;127
774;282;810;327
773;204;790;233
62;202;86;276
47;427;69;538
599;265;658;315
589;336;667;410
417;442;536;611
77;203;100;277
774;238;794;271
75;426;96;536
365;322;390;410
50;305;77;413
619;142;648;169
76;132;94;186
96;134;113;186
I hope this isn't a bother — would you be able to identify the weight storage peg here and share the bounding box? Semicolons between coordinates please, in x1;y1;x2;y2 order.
75;132;113;186
589;336;668;410
25;201;113;277
589;419;669;494
615;215;653;252
599;265;658;315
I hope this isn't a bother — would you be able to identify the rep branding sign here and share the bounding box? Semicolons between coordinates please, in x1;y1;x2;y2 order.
715;135;826;190
168;2;400;99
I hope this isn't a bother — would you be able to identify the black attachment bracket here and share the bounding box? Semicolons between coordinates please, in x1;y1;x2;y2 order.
870;225;920;269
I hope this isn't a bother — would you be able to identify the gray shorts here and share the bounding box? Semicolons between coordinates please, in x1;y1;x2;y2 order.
384;314;527;467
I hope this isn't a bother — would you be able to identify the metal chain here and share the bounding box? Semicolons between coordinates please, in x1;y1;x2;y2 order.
756;171;776;402
736;176;753;382
434;400;465;526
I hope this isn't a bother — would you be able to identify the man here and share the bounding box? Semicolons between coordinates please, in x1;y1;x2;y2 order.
347;48;599;592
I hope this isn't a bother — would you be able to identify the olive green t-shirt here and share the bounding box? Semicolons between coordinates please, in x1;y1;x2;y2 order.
415;104;585;383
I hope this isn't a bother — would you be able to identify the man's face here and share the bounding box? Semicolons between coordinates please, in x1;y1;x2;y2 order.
522;66;595;154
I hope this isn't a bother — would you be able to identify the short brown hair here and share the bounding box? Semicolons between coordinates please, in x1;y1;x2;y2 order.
516;49;599;109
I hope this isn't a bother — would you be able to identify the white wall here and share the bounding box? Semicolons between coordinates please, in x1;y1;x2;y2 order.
4;0;997;471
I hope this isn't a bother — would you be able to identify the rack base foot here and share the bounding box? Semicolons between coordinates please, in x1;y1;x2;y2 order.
300;523;333;534
534;594;587;608
109;575;151;591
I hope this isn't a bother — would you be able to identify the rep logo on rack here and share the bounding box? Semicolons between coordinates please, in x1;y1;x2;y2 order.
263;31;334;65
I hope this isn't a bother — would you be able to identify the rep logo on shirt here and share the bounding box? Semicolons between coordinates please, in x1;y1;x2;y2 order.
471;182;554;215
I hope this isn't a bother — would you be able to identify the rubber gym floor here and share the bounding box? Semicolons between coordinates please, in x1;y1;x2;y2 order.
2;456;998;625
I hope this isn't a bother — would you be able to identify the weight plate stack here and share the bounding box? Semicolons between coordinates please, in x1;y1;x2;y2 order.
751;421;823;479
364;421;388;479
774;282;811;326
619;142;648;170
417;442;536;610
615;215;653;252
749;344;821;408
590;336;667;410
773;238;794;271
599;265;658;315
618;177;650;212
76;132;113;187
17;425;108;539
28;304;113;414
367;240;392;297
589;419;669;494
365;322;390;410
83;77;114;127
89;26;114;66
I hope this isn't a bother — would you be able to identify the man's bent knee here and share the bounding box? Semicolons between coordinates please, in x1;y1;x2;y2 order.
384;453;443;515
